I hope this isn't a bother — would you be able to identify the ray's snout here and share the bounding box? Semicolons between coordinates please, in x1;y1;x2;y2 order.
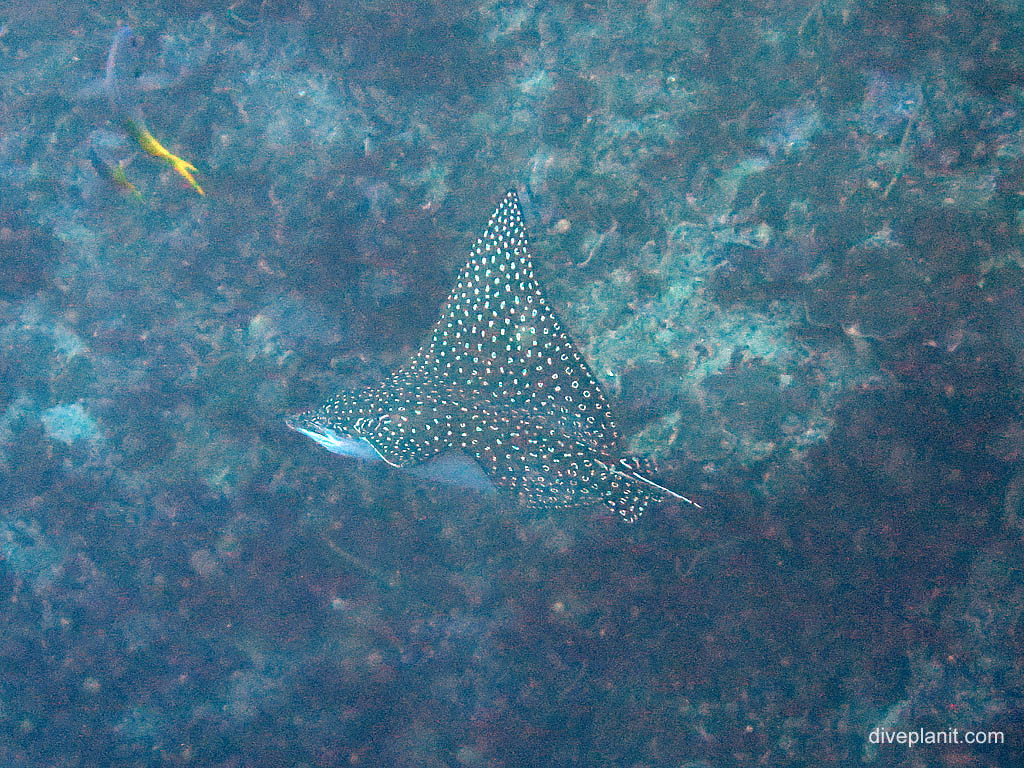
284;411;307;432
285;409;385;462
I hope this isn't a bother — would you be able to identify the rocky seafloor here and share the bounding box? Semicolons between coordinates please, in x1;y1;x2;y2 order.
0;1;1022;766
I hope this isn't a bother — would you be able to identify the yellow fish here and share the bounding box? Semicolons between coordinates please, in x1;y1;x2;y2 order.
102;26;204;196
88;129;142;200
125;119;204;196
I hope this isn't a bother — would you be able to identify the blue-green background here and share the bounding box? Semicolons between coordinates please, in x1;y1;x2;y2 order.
1;1;1022;766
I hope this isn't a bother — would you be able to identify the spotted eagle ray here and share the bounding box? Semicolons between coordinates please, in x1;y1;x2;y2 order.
287;190;700;522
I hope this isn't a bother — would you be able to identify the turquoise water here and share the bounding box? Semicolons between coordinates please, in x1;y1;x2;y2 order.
0;2;1022;766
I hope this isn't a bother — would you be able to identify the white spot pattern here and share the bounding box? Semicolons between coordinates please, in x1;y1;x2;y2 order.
293;190;699;522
